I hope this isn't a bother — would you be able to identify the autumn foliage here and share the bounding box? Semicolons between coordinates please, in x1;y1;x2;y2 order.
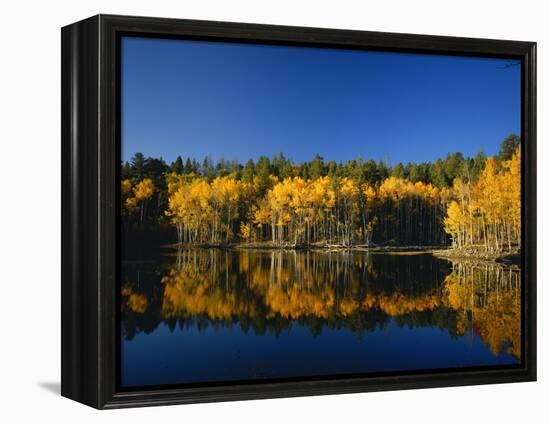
444;148;520;253
121;136;521;252
162;174;450;246
162;147;520;250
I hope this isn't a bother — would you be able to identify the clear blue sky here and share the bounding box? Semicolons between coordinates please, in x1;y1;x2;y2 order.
121;36;520;166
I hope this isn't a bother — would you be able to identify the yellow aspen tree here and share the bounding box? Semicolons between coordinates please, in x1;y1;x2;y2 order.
476;158;503;252
444;200;467;248
502;148;521;249
132;178;155;224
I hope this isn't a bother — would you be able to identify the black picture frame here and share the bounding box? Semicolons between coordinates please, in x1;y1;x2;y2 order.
61;14;537;409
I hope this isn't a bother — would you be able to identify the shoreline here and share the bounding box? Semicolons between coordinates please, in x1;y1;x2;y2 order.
165;241;445;252
163;242;520;264
430;246;520;265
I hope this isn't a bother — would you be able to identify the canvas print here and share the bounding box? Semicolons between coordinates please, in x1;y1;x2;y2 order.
119;36;522;388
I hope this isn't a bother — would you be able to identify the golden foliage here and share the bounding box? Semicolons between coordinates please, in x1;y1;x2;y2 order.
443;148;520;252
151;249;520;360
121;286;148;313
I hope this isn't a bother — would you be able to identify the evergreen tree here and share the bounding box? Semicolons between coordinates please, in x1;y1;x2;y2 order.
377;161;389;181
498;134;521;161
242;159;255;183
470;150;487;181
409;163;421;182
183;157;193;174
362;160;379;185
171;156;184;174
326;160;337;177
430;160;447;188
256;156;272;194
391;162;406;179
310;154;324;179
130;152;147;179
443;152;465;183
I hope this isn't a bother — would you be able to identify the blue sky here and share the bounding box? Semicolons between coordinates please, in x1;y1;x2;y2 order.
121;36;520;165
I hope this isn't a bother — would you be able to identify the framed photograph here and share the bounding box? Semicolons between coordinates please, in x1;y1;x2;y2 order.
61;14;536;409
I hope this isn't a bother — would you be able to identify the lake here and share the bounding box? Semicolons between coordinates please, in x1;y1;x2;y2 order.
120;248;521;388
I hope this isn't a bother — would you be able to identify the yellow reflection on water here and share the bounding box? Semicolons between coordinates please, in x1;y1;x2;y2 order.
123;249;521;360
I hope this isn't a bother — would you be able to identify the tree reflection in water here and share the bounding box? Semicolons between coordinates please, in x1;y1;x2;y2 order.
121;249;521;361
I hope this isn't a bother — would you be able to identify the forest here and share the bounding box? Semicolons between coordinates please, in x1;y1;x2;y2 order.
121;134;521;254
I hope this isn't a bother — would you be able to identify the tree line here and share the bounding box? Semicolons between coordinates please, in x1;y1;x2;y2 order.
121;134;520;251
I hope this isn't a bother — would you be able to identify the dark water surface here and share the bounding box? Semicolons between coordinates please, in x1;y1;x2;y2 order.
120;248;521;388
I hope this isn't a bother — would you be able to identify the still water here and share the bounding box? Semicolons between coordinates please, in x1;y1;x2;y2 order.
120;248;521;388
